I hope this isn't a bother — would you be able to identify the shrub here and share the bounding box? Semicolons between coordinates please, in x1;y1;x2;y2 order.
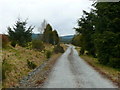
1;34;9;48
26;42;32;49
46;50;52;59
54;44;64;53
109;58;120;68
27;60;37;69
79;47;84;55
8;19;33;47
98;53;109;65
11;41;16;47
32;39;44;51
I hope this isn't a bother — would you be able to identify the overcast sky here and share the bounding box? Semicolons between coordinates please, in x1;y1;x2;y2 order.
0;0;93;36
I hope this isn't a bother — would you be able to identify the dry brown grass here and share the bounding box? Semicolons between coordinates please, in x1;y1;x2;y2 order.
1;43;68;88
19;44;68;87
22;53;62;87
1;43;54;88
60;44;68;51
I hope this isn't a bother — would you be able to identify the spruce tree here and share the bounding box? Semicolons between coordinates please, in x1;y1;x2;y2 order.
8;19;34;47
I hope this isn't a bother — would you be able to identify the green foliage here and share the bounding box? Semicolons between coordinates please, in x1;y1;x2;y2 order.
43;24;59;45
46;50;52;59
54;44;64;53
11;41;16;47
72;34;82;47
73;2;120;68
73;10;96;56
53;30;59;45
94;3;120;65
109;58;120;68
43;24;52;43
27;60;37;69
26;42;32;49
94;31;116;64
79;47;84;55
8;19;34;47
32;39;44;51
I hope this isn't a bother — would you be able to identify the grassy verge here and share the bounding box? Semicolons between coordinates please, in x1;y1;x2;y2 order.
19;53;62;87
1;44;53;88
35;53;62;87
1;43;67;88
75;47;120;87
61;44;68;51
19;43;68;87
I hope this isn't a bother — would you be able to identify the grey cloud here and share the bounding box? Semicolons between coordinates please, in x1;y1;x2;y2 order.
0;0;93;36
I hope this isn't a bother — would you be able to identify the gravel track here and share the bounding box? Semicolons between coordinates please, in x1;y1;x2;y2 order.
43;45;117;88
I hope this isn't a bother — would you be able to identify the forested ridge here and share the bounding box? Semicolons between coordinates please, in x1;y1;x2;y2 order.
72;2;120;68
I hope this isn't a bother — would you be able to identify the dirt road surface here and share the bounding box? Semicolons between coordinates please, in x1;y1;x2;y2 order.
43;45;117;88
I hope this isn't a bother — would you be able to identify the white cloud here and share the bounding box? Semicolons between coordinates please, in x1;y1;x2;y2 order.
0;0;93;36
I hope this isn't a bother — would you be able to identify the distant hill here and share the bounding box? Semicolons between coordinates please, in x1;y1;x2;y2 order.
60;35;74;43
32;34;42;39
32;34;74;43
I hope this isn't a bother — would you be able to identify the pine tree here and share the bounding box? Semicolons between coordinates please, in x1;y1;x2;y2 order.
8;19;34;47
43;24;52;43
73;2;120;66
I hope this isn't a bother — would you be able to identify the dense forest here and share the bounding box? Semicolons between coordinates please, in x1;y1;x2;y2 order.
72;2;120;68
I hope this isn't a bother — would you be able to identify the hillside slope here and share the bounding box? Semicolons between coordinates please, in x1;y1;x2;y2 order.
60;35;74;43
1;44;66;88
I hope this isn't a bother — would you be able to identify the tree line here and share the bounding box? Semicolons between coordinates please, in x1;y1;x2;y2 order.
1;18;65;54
5;19;59;48
72;2;120;68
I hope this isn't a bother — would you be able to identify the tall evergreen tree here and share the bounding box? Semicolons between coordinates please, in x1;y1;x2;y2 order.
93;2;120;65
73;2;120;67
43;24;59;45
43;24;52;43
75;10;96;56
